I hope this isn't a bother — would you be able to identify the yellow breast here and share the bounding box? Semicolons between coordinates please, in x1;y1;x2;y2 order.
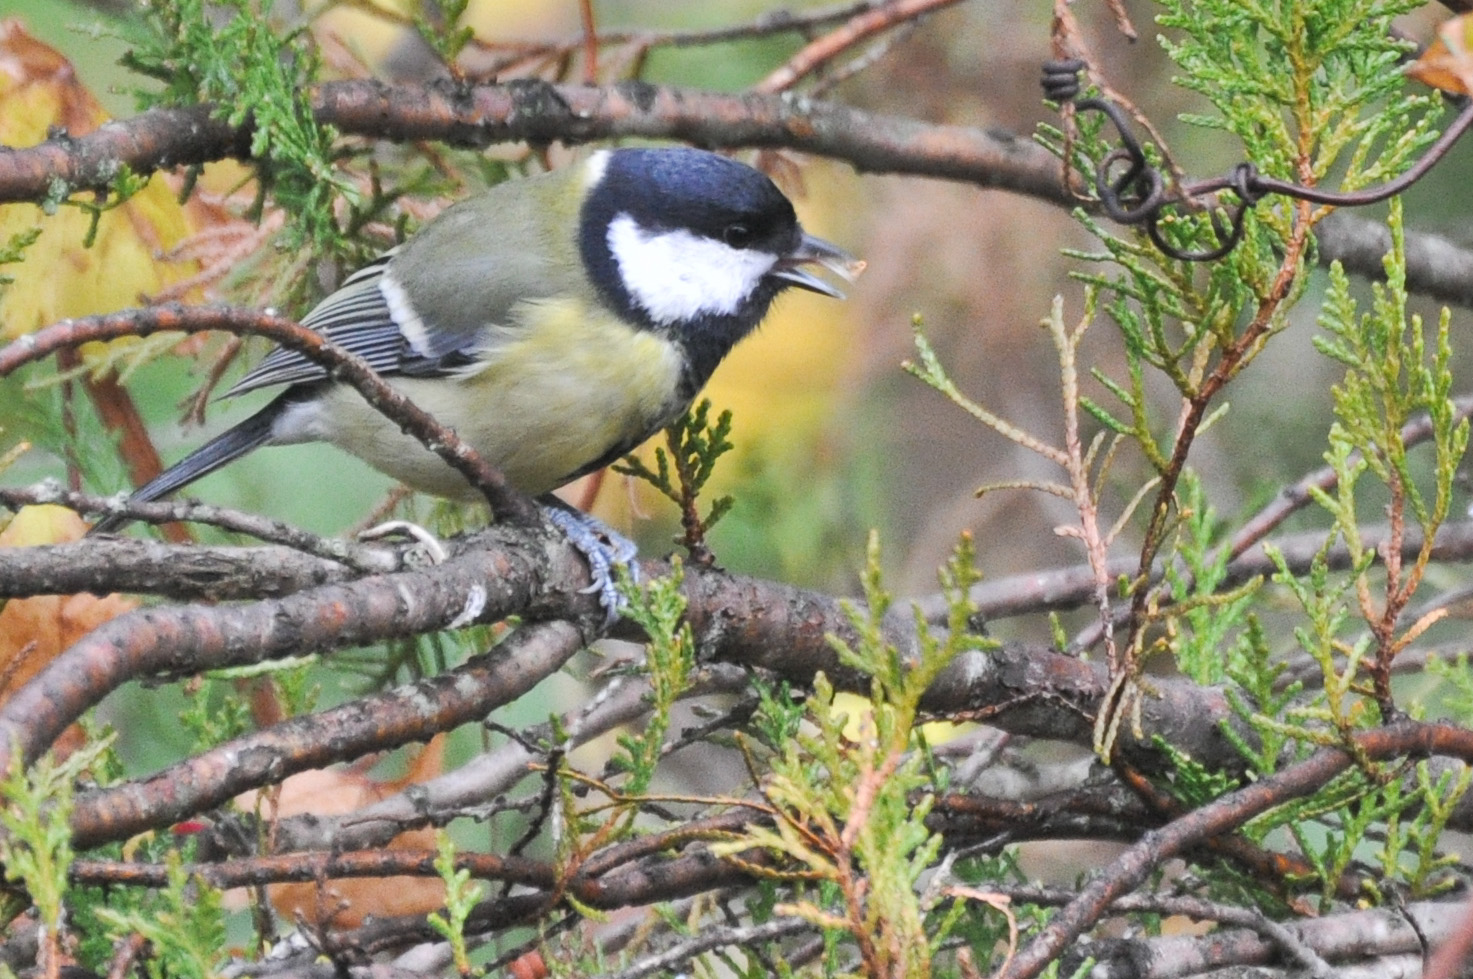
312;298;686;500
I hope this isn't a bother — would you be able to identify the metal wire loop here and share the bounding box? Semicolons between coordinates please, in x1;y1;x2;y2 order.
1039;58;1473;263
1041;58;1087;103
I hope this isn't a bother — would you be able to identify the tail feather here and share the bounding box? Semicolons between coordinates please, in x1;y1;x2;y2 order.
91;398;286;534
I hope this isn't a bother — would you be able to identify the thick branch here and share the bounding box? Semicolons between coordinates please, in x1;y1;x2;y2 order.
68;619;586;850
0;535;363;601
0;530;1248;850
1318;210;1473;310
2;81;1466;305
0;79;1068;205
0;523;599;773
1080;897;1464;978
0;102;253;202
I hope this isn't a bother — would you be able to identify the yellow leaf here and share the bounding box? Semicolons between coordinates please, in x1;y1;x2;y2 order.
1406;15;1473;96
0;505;137;758
0;21;203;342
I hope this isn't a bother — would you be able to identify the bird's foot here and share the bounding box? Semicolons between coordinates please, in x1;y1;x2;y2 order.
542;504;639;625
359;519;449;567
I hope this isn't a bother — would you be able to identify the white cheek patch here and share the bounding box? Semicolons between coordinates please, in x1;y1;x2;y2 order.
607;213;776;326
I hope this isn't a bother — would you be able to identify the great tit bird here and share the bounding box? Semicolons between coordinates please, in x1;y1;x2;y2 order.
93;147;858;608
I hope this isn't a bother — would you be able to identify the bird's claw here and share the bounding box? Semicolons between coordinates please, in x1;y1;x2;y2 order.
543;506;639;626
359;519;448;567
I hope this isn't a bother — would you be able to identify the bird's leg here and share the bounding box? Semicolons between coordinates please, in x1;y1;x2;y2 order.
539;496;639;624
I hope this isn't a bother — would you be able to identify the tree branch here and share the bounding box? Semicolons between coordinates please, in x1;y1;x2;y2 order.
0;80;1068;204
67;619;587;850
1004;721;1473;979
3;80;1470;306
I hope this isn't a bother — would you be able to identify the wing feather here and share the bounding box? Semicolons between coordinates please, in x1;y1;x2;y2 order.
223;253;472;398
223;173;586;400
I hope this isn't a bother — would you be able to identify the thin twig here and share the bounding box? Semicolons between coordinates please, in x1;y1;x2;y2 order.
753;0;965;94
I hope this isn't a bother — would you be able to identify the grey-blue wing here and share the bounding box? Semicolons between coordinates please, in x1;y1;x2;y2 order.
222;255;473;398
224;257;402;397
221;185;575;401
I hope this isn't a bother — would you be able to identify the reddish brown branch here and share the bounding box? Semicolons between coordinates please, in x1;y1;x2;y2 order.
1124;205;1315;644
752;0;965;94
0;527;595;778
71;848;557;891
0;102;253;202
67;621;585;849
1002;721;1473;979
2;80;1471;311
0;80;1069;206
1069;396;1473;651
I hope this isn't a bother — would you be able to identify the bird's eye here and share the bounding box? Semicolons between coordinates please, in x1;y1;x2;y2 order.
722;223;757;248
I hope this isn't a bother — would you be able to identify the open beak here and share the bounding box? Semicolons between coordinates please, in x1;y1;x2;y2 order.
771;232;865;299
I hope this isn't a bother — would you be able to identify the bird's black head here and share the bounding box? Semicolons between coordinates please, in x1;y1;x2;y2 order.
578;147;854;390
